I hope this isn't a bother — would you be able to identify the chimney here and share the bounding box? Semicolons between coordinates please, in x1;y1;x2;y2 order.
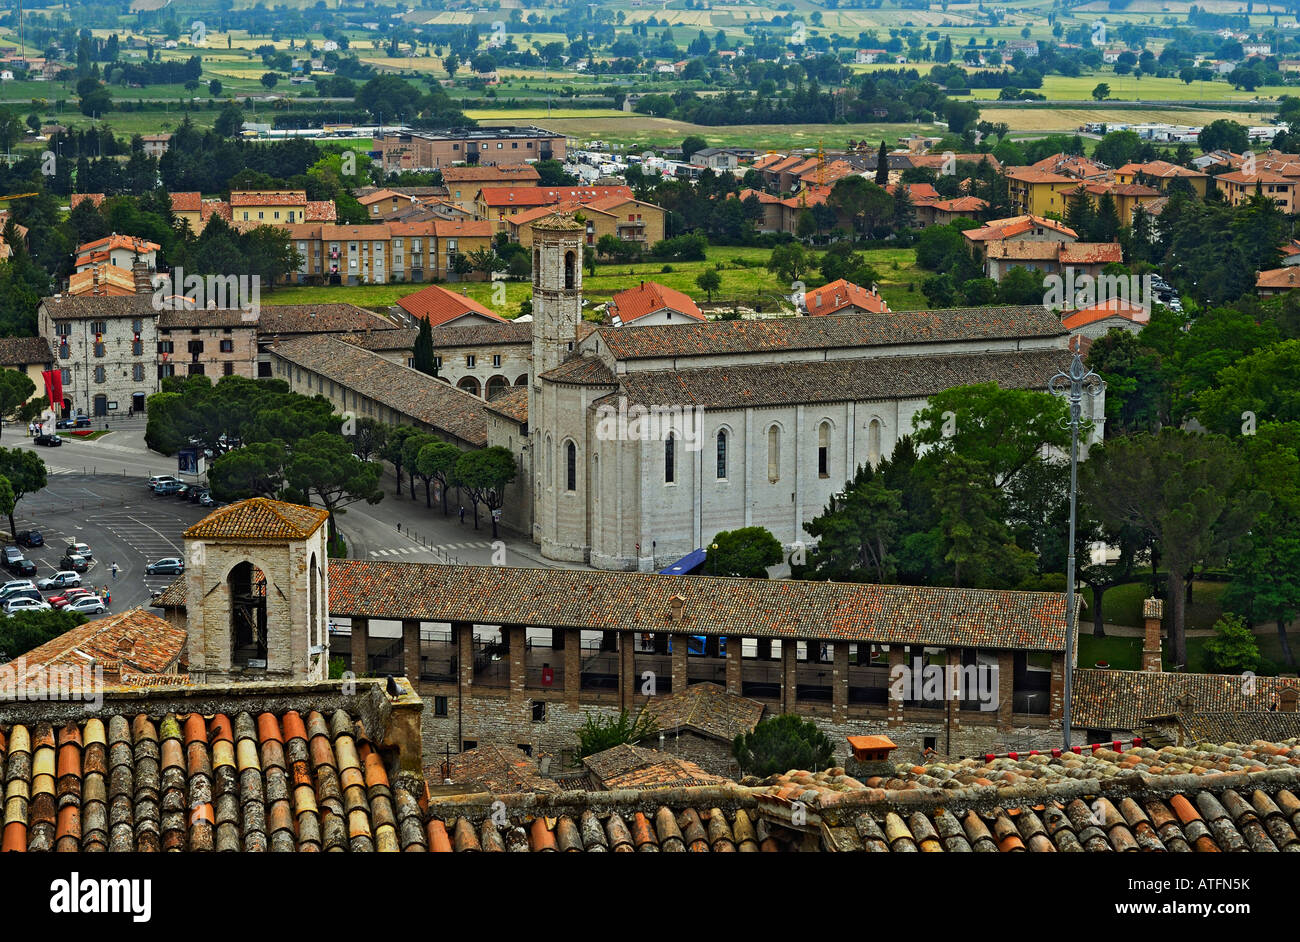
1281;688;1299;714
1141;597;1164;672
133;259;151;295
667;595;685;624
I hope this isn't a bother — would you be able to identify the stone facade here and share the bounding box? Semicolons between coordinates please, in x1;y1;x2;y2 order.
40;296;157;419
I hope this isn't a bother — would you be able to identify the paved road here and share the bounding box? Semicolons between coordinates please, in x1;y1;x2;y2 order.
6;424;583;605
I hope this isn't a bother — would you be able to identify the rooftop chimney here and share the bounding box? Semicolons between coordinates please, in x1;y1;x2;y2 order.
133;259;151;295
1141;597;1164;672
1281;688;1299;714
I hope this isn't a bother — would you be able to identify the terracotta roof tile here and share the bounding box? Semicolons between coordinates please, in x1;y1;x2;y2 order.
607;281;704;326
184;497;329;541
395;283;506;326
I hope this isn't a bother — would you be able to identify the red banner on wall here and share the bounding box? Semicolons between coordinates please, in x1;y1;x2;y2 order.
41;369;62;408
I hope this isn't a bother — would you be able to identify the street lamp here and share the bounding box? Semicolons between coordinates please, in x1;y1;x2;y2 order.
1048;352;1103;750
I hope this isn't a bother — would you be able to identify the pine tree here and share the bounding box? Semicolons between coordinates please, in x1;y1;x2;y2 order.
875;139;890;186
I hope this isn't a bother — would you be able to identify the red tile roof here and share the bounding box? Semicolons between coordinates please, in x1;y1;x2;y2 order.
4;608;186;686
185;497;329;541
169;191;202;213
1062;298;1151;330
607;280;704;325
478;185;632;208
963;214;1077;242
229;189;308;207
395;283;506;326
804;279;890;315
1257;267;1300;290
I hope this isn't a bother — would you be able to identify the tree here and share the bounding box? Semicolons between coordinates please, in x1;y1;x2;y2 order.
705;527;783;578
0;609;88;661
454;446;517;537
930;454;1033;587
800;463;904;583
412;317;437;376
733;714;834;777
444;53;460;79
0;369;36;439
1080;430;1269;667
576;708;658;758
213;100;245;138
417;440;461;515
381;426;421;497
695;267;721;301
356;74;422;123
1202;613;1261;673
681;134;708;159
1091;82;1111;101
0;448;46;535
260;72;279;89
208;442;287;501
209;78;222;97
284;431;384;539
875;139;889;186
1198;119;1249;154
766;242;809;284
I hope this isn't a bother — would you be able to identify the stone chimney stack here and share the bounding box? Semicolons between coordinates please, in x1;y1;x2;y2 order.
1141;597;1164;672
133;257;151;295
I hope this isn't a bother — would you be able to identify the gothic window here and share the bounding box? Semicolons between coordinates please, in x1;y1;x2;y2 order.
716;430;727;480
665;433;675;484
767;426;781;483
818;421;831;478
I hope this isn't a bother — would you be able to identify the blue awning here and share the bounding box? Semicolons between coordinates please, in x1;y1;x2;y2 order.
659;547;706;575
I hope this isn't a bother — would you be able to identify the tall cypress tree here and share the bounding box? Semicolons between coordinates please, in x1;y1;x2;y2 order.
875;140;890;186
413;317;436;376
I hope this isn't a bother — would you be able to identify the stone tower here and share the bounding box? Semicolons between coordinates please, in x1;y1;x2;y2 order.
529;212;585;384
180;497;332;683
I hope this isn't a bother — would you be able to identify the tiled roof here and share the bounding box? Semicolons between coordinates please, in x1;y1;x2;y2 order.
607;281;704;326
230;190;308;207
1257;267;1300;290
168;191;202;213
0;335;53;365
431;219;494;238
305;200;337;222
5;608;186;686
581;744;730;790
538;354;617;386
926;195;988;212
1057;242;1123;265
484;384;528;423
904;152;1001;173
595;307;1066;361
1120;160;1207;180
1217;169;1294;185
885;182;940;201
341;327;418;352
1062;298;1151;330
0;698;423;851
69;193;105;210
158;309;258;329
479;185;632;208
39;295;159;320
425;744;561;795
441;164;540;183
1073;668;1300;730
963;214;1078;242
395;283;506;327
357;188;415;206
804;278;889;316
184;496;329;541
324;561;1074;650
1168;713;1300;746
608;348;1071;410
258;303;397;335
270;335;488;446
430;321;530;348
1005;167;1077;184
646;682;764;742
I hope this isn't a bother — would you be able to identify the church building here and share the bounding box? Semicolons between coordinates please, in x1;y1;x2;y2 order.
506;212;1104;571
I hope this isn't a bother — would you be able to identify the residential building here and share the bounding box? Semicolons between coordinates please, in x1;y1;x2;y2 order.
441;164;541;214
506;193;666;248
38;294;158;418
802;279;890;316
606;281;705;326
155;308;260;382
0;336;53;402
982;241;1123;281
395;282;508;328
1005;167;1086;217
373;126;566;172
1216;169;1299;213
140;133;171;158
74;234;159;273
283;219;494;285
1114;160;1210;197
1257;267;1300;296
476;185;635;232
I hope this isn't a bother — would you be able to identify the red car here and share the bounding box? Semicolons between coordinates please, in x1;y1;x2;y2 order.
50;588;95;608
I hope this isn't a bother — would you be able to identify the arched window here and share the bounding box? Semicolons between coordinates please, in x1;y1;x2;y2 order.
457;376;481;398
564;250;576;289
868;418;882;467
716;429;728;480
566;440;577;492
767;426;781;483
533;247;541;284
818;421;831;478
309;553;320;648
593;454;600;501
665;433;676;484
546;435;553;486
229;561;268;668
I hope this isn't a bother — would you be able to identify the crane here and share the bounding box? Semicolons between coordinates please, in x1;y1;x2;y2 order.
0;193;38;202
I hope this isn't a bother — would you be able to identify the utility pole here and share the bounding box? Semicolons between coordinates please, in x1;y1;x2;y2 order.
1048;351;1102;750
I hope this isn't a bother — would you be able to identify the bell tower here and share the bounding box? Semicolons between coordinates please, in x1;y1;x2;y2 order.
530;212;585;383
181;497;332;683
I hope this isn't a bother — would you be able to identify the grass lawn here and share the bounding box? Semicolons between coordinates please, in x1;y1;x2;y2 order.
969;73;1273;103
1098;579;1228;630
265;244;925;317
980;106;1277;133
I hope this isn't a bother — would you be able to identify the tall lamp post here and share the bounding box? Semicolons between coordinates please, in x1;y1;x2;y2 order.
1048;351;1102;750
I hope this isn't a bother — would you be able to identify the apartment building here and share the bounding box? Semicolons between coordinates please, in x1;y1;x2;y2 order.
284;219;494;285
373;126;566;172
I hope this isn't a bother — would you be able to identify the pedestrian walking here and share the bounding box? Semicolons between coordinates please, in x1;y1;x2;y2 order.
111;562;119;579
459;505;465;525
396;522;401;533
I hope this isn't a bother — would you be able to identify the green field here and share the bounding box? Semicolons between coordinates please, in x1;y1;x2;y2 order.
970;73;1281;103
264;245;927;318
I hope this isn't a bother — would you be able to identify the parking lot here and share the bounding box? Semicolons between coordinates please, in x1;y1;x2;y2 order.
9;472;212;613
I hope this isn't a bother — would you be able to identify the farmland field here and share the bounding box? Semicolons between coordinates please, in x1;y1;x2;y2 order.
969;74;1284;103
984;107;1278;132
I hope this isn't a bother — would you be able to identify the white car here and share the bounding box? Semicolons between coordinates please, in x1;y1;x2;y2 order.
5;596;52;615
65;595;106;615
0;579;35;595
36;571;82;591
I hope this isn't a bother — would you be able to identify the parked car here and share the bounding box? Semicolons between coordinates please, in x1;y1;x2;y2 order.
2;547;24;571
59;553;89;573
74;416;92;428
15;529;43;548
10;558;36;577
188;487;208;504
5;596;51;615
145;557;184;576
148;475;179;491
0;580;36;601
3;588;42;606
33;433;62;446
36;571;82;591
50;588;95;608
176;484;193;500
66;542;92;560
198;491;217;508
153;480;182;496
65;595;106;615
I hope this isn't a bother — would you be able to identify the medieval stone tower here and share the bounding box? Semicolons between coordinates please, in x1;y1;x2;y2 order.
180;497;332;683
529;213;589;555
